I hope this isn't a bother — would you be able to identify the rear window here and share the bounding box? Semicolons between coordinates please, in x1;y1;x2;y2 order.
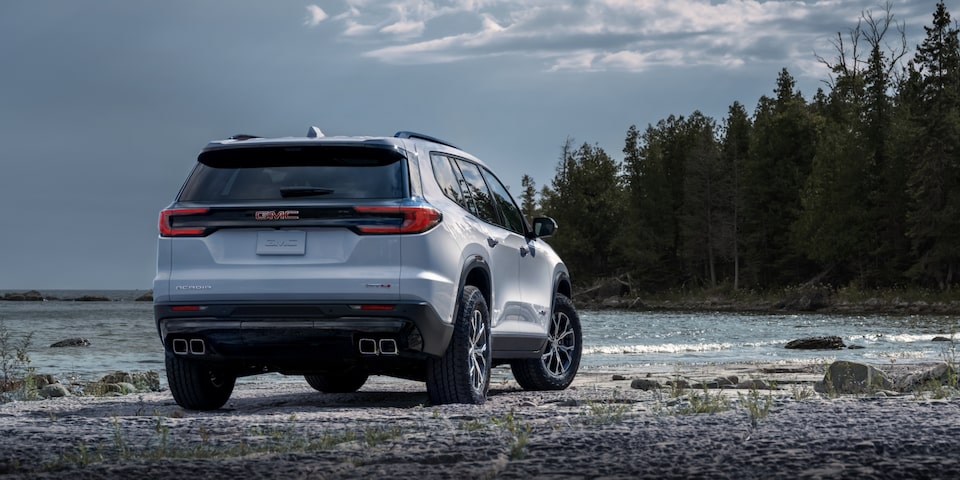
178;146;406;202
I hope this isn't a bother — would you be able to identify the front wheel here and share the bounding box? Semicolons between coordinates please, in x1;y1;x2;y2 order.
426;285;491;405
511;293;582;391
165;353;236;410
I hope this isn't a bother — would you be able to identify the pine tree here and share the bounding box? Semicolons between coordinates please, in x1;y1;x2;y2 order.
741;69;818;287
904;1;960;289
540;140;624;282
519;174;539;220
720;102;751;289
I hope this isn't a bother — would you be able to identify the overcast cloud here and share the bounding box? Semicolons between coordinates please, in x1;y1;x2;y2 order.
0;0;935;289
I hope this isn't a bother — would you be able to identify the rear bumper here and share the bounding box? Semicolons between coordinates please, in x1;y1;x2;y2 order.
155;302;453;373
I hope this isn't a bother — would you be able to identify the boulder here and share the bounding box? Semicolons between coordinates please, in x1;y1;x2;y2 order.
29;374;57;389
931;336;953;342
50;338;91;348
39;383;70;398
98;371;161;392
135;291;154;302
814;360;893;394
785;336;845;350
897;363;957;392
630;378;661;391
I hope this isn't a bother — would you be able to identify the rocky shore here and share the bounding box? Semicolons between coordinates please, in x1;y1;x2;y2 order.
0;290;153;302
2;361;960;479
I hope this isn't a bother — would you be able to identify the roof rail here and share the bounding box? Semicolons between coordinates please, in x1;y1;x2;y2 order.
394;131;459;150
229;134;260;141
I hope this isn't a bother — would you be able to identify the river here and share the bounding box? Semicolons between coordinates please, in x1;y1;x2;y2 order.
1;290;957;385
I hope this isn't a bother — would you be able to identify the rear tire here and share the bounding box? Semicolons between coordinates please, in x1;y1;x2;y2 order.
304;371;369;393
426;285;491;405
511;293;582;391
165;353;236;410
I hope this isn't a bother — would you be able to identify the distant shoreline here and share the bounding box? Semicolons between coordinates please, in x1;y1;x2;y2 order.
0;290;152;302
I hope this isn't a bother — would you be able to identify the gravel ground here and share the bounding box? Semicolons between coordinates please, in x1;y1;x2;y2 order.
2;363;960;479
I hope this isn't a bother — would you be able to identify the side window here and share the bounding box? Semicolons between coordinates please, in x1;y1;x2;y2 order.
455;159;500;226
481;168;526;234
430;154;466;207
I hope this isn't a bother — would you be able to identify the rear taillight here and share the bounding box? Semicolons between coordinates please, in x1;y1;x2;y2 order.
159;208;210;237
354;205;442;234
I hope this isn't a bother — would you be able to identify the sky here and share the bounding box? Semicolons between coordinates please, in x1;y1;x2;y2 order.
0;0;938;290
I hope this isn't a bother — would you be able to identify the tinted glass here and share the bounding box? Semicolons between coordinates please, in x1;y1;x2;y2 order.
481;167;526;234
178;146;404;202
430;154;467;207
455;160;499;225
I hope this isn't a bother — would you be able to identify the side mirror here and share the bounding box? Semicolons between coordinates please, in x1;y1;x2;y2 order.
530;217;558;238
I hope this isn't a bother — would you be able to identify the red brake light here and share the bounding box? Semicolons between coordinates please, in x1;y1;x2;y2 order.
354;206;442;234
159;208;210;237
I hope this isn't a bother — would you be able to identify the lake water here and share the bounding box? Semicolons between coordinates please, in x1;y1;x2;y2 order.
2;290;958;385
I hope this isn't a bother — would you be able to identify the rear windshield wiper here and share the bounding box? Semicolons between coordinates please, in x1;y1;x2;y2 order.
280;187;336;198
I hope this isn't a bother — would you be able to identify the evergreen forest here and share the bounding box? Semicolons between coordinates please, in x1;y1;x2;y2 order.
521;2;960;295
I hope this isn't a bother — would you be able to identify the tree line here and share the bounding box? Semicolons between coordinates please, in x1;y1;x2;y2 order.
521;2;960;293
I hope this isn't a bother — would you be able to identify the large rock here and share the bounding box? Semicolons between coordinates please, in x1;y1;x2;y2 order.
785;336;845;350
97;370;161;392
135;291;154;302
897;363;958;392
39;383;70;398
814;360;893;394
630;378;661;391
50;338;91;348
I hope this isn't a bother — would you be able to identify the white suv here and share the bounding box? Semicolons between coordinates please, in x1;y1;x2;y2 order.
154;129;581;410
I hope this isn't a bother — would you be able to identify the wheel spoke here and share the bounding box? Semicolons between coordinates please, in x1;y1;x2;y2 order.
541;310;576;376
468;308;488;392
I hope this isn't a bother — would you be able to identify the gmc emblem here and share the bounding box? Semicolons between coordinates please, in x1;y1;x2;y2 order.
255;210;299;220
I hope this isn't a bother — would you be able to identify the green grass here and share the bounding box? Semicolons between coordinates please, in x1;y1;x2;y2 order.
0;320;35;402
738;383;774;429
678;385;731;415
44;414;406;472
491;410;531;460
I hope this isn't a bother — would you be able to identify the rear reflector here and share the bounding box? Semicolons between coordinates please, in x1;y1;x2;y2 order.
159;208;210;237
171;305;203;312
354;205;441;234
352;304;395;311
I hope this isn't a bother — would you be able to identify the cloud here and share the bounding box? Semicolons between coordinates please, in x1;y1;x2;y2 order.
304;5;328;27
380;20;425;37
316;0;926;73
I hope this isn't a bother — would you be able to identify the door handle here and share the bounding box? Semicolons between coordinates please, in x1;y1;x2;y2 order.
487;237;499;248
519;246;529;257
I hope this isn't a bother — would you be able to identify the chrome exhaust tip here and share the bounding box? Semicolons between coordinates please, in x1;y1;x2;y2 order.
358;338;378;355
189;338;206;355
172;338;188;355
379;338;398;355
